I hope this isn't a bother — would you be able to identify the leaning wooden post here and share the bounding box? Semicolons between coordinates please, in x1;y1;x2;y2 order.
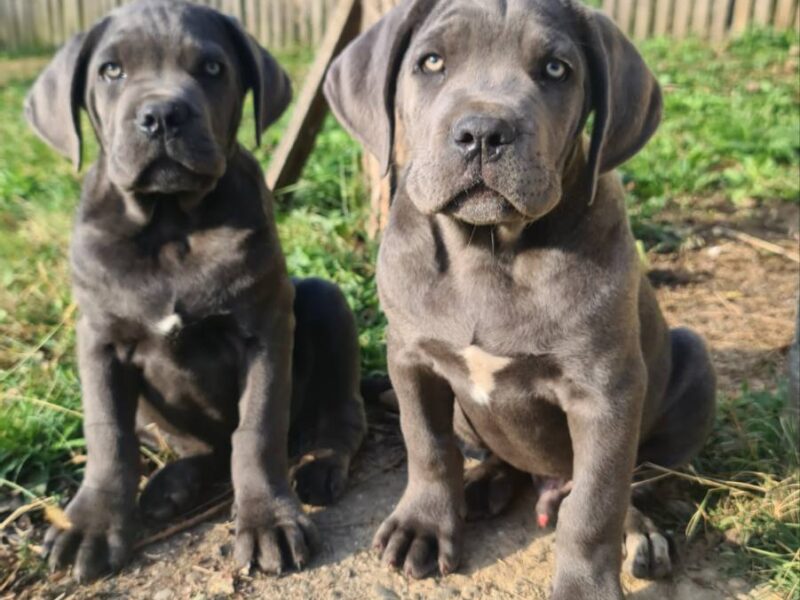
265;0;362;193
361;0;394;238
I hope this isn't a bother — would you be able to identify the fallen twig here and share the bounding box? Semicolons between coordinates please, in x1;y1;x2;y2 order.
715;226;800;263
134;495;232;551
638;462;767;495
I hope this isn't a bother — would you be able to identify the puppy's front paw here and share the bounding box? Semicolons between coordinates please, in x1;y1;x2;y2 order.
233;495;319;574
290;448;349;506
44;485;136;582
373;486;463;579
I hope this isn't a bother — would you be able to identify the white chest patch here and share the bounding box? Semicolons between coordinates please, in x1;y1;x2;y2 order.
460;345;512;406
154;313;183;337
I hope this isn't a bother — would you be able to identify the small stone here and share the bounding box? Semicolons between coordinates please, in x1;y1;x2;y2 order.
728;578;748;591
373;584;400;600
208;573;236;597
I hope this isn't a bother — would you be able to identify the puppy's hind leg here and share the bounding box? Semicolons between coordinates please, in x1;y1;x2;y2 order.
289;278;366;506
638;327;716;469
624;328;716;580
136;404;232;522
139;451;230;521
455;404;528;521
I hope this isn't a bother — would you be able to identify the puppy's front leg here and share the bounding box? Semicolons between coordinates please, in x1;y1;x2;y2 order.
551;353;646;600
45;317;141;582
232;287;318;574
373;341;465;579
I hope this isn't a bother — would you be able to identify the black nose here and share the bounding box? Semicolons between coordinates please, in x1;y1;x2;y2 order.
136;100;191;138
452;115;517;162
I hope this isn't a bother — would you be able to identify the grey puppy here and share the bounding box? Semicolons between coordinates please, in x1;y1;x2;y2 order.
324;1;716;598
25;0;365;582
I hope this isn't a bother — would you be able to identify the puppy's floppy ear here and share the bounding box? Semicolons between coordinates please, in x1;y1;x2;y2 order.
582;8;662;200
24;19;110;170
324;0;436;176
222;17;292;146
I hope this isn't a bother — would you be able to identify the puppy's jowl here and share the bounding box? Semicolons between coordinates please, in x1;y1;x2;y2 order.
26;0;365;581
326;1;716;598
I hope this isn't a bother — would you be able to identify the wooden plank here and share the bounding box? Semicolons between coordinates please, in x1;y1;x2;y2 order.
19;0;34;47
616;0;634;34
672;0;692;37
602;0;616;18
283;0;294;49
752;0;772;25
260;0;272;46
297;0;310;46
775;0;798;28
653;0;673;35
83;0;102;28
50;0;65;45
0;1;11;50
63;0;82;38
266;0;362;192
245;0;259;40
710;0;731;40
365;153;391;238
311;0;324;45
362;0;383;28
692;0;713;36
32;0;52;46
222;0;242;20
732;0;754;34
270;0;282;49
634;0;652;39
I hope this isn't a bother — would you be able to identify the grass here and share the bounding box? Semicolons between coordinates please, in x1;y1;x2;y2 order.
0;28;798;595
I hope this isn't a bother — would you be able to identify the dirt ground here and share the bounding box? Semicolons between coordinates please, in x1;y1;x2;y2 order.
3;201;798;600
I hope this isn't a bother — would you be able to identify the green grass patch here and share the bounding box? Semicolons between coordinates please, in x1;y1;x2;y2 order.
0;30;798;593
692;384;799;595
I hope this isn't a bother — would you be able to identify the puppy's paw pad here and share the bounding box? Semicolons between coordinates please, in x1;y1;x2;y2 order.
290;450;348;506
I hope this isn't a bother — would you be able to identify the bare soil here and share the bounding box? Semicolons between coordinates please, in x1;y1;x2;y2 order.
2;201;797;600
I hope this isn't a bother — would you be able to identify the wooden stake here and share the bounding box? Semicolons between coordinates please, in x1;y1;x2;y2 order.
265;0;362;193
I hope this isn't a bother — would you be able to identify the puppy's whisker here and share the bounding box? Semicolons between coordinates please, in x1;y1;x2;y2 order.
467;225;477;249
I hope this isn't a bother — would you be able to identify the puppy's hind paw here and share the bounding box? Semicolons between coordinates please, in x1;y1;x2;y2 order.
623;530;673;580
290;448;349;506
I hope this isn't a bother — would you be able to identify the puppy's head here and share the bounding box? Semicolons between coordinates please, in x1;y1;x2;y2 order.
25;0;291;199
325;0;661;226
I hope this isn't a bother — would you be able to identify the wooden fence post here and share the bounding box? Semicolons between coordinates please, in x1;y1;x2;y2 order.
265;0;362;193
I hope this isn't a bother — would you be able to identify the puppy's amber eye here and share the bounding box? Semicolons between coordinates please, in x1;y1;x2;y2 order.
544;59;569;81
421;53;445;74
100;62;124;81
203;60;223;77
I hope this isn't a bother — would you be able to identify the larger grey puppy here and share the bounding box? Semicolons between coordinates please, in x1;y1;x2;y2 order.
25;0;365;582
325;1;716;598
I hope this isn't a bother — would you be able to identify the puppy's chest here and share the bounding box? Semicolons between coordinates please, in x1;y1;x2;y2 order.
76;225;258;340
418;338;565;409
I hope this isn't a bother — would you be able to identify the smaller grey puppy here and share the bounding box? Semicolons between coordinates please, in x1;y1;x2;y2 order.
325;1;716;599
25;0;365;582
